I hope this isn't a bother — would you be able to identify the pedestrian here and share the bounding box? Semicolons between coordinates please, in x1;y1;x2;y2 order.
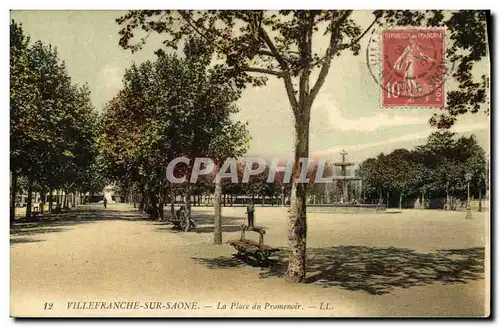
246;202;255;227
103;197;107;209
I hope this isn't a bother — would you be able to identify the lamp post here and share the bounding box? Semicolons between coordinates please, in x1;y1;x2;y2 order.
281;185;285;207
465;172;472;219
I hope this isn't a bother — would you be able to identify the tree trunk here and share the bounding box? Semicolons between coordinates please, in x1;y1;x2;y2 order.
478;189;482;212
63;189;68;208
149;189;159;220
26;178;33;219
399;193;403;209
184;186;192;232
10;171;17;222
170;193;175;217
48;188;53;213
158;187;165;221
40;190;46;215
139;192;145;211
286;108;309;283
386;191;390;207
214;178;223;245
139;185;147;211
262;194;265;207
162;187;169;220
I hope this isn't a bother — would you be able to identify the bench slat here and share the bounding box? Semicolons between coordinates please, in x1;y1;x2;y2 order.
228;239;279;253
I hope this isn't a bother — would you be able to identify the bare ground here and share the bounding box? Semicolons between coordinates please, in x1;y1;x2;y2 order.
10;203;489;317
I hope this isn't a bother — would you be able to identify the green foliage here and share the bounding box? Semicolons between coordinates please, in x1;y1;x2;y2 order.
10;20;38;176
116;10;489;128
358;132;488;203
10;20;100;208
99;38;250;214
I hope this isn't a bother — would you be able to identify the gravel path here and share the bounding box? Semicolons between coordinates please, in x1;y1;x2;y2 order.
10;203;489;317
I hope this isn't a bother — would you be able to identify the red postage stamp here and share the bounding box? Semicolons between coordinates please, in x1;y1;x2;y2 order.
381;28;446;108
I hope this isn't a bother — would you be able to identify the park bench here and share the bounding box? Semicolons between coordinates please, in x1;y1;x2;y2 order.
168;216;184;230
168;208;197;231
228;225;279;265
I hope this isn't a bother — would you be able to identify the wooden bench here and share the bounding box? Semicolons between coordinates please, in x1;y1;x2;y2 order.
168;217;184;229
168;209;197;231
228;225;279;264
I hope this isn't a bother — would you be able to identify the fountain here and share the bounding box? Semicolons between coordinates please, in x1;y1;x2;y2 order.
332;149;362;203
308;150;385;213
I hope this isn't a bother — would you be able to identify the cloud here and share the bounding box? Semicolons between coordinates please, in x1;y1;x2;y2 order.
325;104;427;132
312;122;489;157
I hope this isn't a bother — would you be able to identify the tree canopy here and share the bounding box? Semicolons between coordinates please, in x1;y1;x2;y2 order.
357;131;488;208
99;38;250;223
10;20;101;219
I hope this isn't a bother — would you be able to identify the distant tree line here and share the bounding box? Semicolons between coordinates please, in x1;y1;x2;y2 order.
357;131;488;209
10;20;103;221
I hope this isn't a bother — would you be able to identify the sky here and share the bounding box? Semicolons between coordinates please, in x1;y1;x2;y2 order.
10;10;490;165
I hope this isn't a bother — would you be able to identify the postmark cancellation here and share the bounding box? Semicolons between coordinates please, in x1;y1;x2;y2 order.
367;27;451;109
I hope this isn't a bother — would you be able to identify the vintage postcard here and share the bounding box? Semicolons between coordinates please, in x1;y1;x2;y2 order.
9;9;490;318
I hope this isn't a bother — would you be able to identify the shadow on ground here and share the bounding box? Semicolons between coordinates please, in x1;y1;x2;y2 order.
152;211;245;233
10;237;45;245
189;212;246;226
155;222;243;234
10;205;147;245
193;225;243;233
193;246;484;295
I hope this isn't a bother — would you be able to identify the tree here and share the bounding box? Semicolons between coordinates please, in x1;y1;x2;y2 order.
99;63;159;218
359;131;488;210
465;141;488;211
385;149;423;209
209;123;249;244
116;10;489;282
10;20;37;221
11;20;99;219
100;39;249;232
358;154;393;205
